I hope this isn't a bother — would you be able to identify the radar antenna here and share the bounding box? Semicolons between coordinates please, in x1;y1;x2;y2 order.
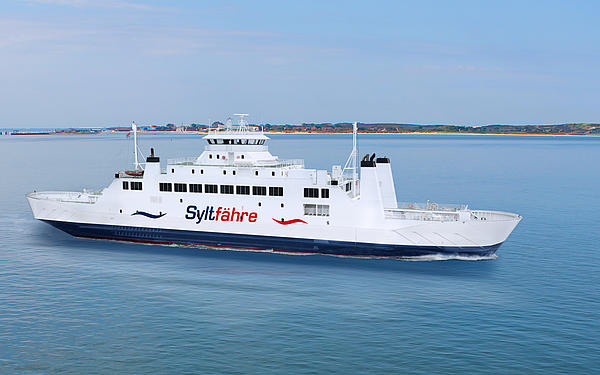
233;113;249;132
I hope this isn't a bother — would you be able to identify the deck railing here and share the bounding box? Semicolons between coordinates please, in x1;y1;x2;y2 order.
28;191;101;204
167;157;304;168
395;201;467;212
385;205;521;223
384;208;461;222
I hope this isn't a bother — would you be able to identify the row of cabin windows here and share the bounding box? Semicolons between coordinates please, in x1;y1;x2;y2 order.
208;154;245;160
159;182;283;196
171;168;283;177
303;204;330;217
303;188;329;198
173;167;240;175
122;181;142;190
207;139;265;145
174;168;205;174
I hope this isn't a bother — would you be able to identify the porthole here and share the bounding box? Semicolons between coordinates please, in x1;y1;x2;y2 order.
233;170;236;175
209;154;212;159
180;198;183;203
281;203;284;208
258;202;262;207
223;170;226;175
255;171;258;176
271;171;275;176
171;168;174;173
241;155;245;159
201;169;204;174
192;169;195;174
119;209;122;213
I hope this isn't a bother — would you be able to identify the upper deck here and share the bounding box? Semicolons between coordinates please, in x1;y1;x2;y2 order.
167;157;304;169
172;115;307;169
204;115;268;143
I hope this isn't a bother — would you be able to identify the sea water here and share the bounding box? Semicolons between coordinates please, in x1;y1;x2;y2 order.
0;134;598;374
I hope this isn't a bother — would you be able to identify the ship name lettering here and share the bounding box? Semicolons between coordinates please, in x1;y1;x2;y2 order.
185;205;257;224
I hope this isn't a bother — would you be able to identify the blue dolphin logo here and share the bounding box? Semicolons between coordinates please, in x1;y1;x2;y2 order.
131;210;166;219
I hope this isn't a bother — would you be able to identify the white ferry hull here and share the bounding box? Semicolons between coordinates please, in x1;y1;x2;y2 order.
39;219;504;257
27;192;520;258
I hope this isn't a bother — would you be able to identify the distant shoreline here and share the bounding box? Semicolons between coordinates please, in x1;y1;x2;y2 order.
3;121;599;137
4;130;599;137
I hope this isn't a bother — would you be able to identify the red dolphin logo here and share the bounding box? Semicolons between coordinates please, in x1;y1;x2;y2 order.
272;218;308;225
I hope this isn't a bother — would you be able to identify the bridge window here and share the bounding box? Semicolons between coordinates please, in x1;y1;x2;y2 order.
321;188;329;198
220;185;234;194
236;185;250;195
159;182;172;192
189;184;202;193
304;204;329;216
131;181;142;191
122;181;129;190
304;188;319;198
269;187;283;197
205;184;218;194
252;186;266;196
174;183;187;193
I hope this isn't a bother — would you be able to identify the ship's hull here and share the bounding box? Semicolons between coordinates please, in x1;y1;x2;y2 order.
42;219;502;258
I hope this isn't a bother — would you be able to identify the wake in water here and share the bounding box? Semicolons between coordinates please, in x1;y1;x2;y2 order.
170;242;499;261
75;237;498;261
394;253;498;262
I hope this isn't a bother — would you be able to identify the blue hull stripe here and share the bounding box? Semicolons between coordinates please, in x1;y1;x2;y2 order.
42;220;502;257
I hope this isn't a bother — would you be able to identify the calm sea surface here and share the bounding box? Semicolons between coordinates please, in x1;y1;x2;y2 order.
1;134;598;374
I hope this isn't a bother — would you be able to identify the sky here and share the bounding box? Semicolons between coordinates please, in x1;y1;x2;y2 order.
2;0;599;127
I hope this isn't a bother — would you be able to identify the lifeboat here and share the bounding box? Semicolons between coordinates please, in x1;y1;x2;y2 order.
125;170;144;177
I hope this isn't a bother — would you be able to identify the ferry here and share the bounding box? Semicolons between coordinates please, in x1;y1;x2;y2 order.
27;115;521;258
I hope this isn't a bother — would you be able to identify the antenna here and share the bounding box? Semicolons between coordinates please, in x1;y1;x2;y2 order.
132;121;141;170
343;122;358;195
